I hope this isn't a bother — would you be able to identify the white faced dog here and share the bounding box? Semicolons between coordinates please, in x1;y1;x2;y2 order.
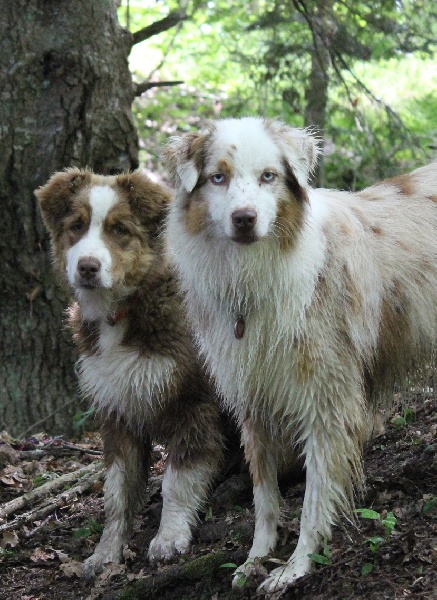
165;117;437;594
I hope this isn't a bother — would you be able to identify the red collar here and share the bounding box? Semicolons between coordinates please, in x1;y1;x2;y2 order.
106;307;129;326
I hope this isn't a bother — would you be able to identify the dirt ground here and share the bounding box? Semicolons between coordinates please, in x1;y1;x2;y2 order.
1;396;436;600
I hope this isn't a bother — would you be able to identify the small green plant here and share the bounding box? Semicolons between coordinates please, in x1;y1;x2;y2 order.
392;408;414;429
361;562;374;575
365;535;385;552
308;540;332;566
33;473;59;487
422;497;437;515
72;519;103;539
220;562;248;587
356;508;397;537
73;407;95;432
356;508;397;574
204;506;214;522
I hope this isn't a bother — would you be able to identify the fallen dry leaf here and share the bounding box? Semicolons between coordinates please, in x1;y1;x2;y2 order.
59;559;84;577
30;547;55;562
95;562;126;584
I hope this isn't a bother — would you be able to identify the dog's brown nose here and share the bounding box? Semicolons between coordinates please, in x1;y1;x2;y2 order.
77;257;101;280
231;209;257;230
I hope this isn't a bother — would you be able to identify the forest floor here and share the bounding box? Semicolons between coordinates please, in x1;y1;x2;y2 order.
1;396;436;600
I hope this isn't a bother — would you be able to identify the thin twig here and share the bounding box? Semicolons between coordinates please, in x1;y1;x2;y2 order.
135;80;184;97
18;397;81;440
132;10;187;46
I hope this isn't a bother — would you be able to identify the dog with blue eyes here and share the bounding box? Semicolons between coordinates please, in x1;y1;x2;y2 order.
164;117;437;595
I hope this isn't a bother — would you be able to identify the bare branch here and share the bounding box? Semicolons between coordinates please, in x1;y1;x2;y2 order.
132;10;188;46
135;80;184;97
0;462;103;522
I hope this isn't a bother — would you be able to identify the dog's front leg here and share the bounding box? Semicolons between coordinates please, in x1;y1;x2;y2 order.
83;416;150;578
233;416;280;588
148;397;224;562
259;399;364;595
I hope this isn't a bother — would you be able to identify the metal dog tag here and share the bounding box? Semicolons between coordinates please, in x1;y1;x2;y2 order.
234;315;245;340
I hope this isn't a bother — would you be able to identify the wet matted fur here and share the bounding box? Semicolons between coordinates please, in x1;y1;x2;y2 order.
164;117;437;594
36;169;227;577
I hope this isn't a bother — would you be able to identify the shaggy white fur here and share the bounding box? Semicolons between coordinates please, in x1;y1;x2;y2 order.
165;117;437;594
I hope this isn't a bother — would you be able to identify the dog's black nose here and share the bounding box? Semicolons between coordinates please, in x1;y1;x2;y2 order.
77;257;101;280
231;209;257;230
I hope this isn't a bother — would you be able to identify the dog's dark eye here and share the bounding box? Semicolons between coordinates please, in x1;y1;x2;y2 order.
112;223;129;236
261;171;276;183
210;173;226;186
71;219;85;232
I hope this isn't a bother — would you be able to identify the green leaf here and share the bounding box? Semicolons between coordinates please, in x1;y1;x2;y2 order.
234;571;248;587
365;536;384;552
404;408;414;424
356;508;381;520
361;562;374;575
382;512;397;535
308;553;331;565
220;563;238;569
423;497;437;514
72;527;91;539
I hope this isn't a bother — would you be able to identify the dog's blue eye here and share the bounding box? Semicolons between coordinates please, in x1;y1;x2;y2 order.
210;173;226;185
261;171;276;183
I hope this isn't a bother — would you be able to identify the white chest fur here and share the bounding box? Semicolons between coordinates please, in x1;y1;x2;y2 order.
77;321;177;424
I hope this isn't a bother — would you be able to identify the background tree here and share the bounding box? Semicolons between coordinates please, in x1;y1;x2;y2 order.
127;0;436;188
0;0;184;436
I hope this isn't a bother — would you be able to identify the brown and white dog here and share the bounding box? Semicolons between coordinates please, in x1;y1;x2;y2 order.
36;169;227;577
165;117;437;594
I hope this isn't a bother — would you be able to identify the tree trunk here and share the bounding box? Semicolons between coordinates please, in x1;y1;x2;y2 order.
0;0;138;437
303;0;336;187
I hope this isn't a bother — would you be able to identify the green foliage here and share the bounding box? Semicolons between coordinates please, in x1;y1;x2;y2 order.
361;562;374;575
422;497;437;515
392;408;414;429
308;540;332;566
33;473;59;487
119;0;437;186
204;505;214;521
357;508;397;538
357;507;397;569
232;568;248;587
72;519;103;539
73;407;95;432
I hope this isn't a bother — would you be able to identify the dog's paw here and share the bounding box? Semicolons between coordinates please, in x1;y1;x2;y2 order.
232;558;268;590
148;529;191;562
257;558;310;596
83;547;122;579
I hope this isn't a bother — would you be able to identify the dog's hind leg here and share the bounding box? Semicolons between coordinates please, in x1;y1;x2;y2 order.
148;396;225;562
83;415;150;578
232;417;281;588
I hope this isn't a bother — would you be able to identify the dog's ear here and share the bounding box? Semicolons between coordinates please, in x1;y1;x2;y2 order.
164;132;210;193
116;171;172;224
35;168;91;233
267;122;321;186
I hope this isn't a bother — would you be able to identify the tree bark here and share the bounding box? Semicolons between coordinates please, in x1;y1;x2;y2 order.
0;0;138;436
302;0;336;186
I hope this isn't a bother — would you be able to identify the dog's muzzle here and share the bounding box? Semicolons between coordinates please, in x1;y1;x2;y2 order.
231;208;257;244
75;256;102;287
